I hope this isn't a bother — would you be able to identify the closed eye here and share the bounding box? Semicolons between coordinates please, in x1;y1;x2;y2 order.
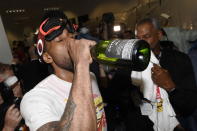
55;39;63;43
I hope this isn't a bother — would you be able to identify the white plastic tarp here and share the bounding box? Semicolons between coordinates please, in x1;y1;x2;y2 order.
0;16;13;64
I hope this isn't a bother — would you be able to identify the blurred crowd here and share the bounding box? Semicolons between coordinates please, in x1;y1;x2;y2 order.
0;10;197;131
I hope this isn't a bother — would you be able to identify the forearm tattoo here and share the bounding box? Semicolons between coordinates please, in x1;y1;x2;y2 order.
59;95;76;130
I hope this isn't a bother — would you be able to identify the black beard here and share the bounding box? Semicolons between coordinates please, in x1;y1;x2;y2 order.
59;61;74;72
65;61;74;72
53;57;74;73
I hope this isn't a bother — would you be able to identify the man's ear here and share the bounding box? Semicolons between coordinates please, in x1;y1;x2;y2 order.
158;30;163;40
42;52;53;64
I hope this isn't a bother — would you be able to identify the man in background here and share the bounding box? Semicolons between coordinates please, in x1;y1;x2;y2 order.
135;18;197;131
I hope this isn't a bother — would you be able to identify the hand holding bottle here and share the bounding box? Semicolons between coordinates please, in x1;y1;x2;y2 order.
66;38;96;66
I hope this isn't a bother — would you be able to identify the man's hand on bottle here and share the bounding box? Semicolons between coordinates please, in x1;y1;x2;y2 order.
65;38;96;66
151;64;176;92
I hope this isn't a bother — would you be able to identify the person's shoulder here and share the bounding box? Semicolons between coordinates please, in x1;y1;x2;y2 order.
160;41;178;50
161;41;189;57
21;87;52;108
21;75;57;104
171;48;190;59
20;81;59;120
20;88;46;117
34;74;57;87
20;87;60;131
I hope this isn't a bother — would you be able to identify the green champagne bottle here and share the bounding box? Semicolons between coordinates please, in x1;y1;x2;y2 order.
91;39;151;71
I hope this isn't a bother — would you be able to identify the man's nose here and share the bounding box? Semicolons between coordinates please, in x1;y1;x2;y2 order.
137;36;143;40
139;36;148;41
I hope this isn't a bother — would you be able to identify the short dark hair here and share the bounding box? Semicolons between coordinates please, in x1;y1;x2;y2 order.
136;18;161;30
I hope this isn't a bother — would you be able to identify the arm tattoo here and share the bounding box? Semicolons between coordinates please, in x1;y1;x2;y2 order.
37;95;76;131
59;95;76;130
37;121;59;131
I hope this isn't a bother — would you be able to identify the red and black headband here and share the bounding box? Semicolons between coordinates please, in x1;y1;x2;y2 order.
36;18;68;56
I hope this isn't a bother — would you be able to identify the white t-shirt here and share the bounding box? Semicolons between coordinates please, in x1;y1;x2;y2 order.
20;73;107;131
131;51;179;131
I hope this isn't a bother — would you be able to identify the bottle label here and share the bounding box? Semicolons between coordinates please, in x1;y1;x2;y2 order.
105;39;138;60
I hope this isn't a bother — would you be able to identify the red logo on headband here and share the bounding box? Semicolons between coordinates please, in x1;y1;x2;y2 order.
37;18;62;56
39;18;61;36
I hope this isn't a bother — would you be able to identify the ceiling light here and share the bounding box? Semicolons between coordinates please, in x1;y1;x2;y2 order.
5;9;26;14
113;25;121;32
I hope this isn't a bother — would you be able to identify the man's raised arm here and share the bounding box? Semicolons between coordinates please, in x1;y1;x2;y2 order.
38;39;97;131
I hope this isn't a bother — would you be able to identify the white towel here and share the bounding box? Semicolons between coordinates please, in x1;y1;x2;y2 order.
131;51;179;131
